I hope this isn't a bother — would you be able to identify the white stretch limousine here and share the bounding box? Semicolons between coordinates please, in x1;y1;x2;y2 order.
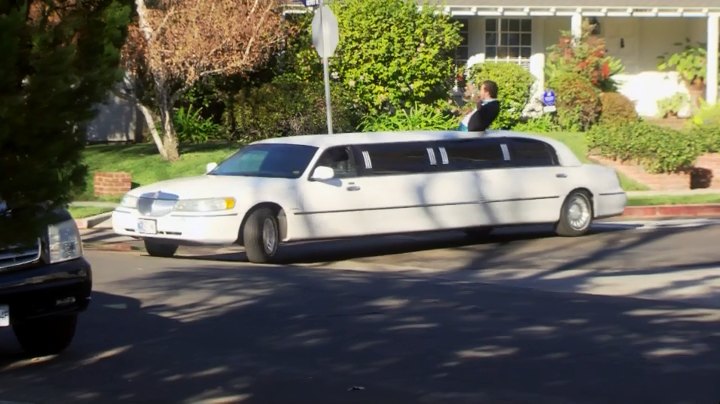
112;131;627;263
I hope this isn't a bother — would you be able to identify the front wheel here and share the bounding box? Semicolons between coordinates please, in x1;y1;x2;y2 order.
243;208;280;264
555;191;593;237
13;314;78;356
144;239;179;257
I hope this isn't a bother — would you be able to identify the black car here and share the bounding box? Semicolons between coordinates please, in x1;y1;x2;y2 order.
0;205;91;356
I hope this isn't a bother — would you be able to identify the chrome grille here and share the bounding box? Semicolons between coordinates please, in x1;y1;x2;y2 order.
138;197;177;217
0;239;41;270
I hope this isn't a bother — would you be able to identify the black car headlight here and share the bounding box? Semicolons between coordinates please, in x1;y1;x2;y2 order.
46;219;83;263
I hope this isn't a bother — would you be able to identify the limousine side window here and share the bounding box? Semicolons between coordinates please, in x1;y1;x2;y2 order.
315;146;358;178
360;142;434;175
437;139;506;170
508;138;558;167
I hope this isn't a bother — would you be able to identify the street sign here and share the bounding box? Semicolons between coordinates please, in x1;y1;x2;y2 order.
311;5;339;58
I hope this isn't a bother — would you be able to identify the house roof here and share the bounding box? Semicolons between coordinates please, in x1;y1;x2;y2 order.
284;1;720;17
441;1;719;7
430;0;720;16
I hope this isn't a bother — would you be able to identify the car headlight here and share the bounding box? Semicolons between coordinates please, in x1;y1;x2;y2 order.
174;197;236;212
120;194;139;209
47;219;83;264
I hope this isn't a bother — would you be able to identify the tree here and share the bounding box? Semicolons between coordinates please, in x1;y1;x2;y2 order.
0;0;131;243
330;0;461;113
124;0;285;161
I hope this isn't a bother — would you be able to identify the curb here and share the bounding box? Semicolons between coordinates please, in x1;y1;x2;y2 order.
83;242;140;252
621;204;720;218
75;212;112;230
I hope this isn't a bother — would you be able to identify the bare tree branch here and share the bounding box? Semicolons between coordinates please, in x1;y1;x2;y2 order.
122;0;285;161
134;0;154;42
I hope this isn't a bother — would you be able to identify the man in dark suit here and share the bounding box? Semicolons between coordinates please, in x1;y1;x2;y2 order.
468;80;500;132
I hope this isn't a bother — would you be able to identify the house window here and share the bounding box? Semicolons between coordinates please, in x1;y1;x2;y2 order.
454;18;470;66
485;18;532;65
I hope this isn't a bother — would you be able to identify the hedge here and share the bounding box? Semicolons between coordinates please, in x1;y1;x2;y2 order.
586;122;703;173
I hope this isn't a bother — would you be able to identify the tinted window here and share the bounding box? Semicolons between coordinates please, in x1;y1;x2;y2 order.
210;144;317;178
361;142;434;175
438;139;505;170
508;139;558;167
314;146;358;178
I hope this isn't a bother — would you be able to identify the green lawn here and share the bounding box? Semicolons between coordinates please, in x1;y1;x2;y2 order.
74;143;238;200
68;206;114;218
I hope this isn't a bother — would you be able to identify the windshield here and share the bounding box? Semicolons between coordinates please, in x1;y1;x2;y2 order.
209;143;318;178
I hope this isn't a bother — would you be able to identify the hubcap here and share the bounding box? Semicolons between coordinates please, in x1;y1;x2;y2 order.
262;218;277;254
567;195;591;230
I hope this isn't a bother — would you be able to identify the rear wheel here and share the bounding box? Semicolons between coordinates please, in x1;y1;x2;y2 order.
555;191;593;237
144;239;179;257
13;314;77;356
243;208;280;263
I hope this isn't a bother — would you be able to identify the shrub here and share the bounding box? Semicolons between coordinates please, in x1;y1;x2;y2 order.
360;102;458;131
230;78;361;142
332;0;462;112
548;72;601;131
173;105;222;144
599;92;638;126
690;125;720;153
690;101;720;128
587;122;702;173
467;62;535;129
512;114;561;133
657;39;708;86
688;102;720;154
545;20;624;92
657;93;690;118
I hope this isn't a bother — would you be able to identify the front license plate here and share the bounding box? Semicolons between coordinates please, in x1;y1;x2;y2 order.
137;219;157;235
0;305;9;327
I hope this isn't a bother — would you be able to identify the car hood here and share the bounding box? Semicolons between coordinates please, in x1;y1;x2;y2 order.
127;175;260;199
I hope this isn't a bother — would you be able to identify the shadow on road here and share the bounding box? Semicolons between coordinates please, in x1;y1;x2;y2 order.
1;265;719;403
171;222;643;266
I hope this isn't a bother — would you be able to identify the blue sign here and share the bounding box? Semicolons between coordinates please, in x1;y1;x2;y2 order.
542;89;556;106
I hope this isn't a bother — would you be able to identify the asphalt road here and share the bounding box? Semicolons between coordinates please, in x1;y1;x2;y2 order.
1;219;720;403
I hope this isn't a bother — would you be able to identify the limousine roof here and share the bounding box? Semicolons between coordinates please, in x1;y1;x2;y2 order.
256;130;583;167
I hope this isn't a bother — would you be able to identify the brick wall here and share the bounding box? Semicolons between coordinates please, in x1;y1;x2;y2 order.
591;153;720;191
93;171;132;197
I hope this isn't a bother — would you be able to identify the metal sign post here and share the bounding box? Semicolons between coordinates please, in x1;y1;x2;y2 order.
322;44;333;134
311;0;339;134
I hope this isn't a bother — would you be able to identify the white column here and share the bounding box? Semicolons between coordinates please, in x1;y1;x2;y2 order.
571;13;583;40
530;17;546;93
707;13;719;106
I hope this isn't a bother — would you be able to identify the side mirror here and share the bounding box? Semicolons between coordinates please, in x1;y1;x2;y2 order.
310;166;335;181
205;162;218;174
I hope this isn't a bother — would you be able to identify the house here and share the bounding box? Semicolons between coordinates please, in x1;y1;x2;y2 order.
428;0;720;117
289;0;719;117
90;0;719;142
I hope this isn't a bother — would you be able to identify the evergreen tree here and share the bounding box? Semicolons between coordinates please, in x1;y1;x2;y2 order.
0;0;131;243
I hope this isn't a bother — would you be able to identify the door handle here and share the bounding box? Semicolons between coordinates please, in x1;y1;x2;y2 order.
346;185;361;191
556;173;568;178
